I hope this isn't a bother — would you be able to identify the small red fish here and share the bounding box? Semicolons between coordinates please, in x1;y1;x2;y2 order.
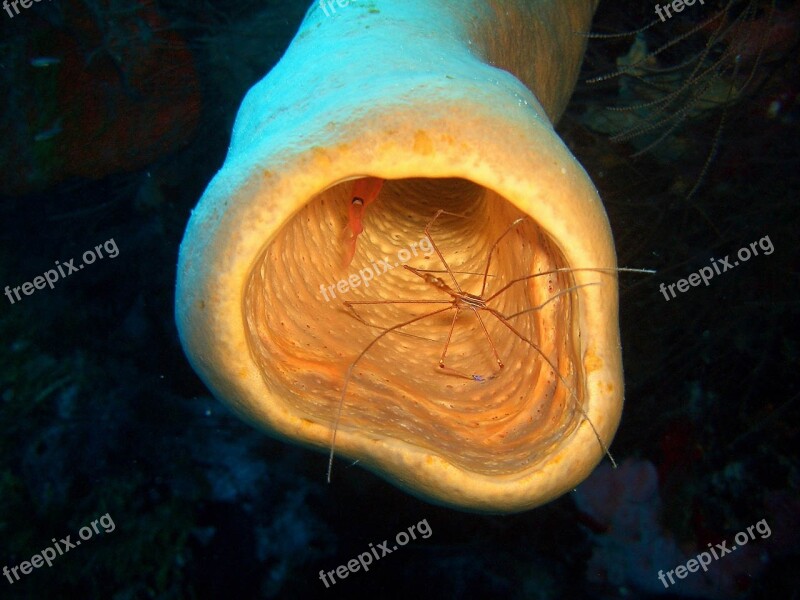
344;177;383;266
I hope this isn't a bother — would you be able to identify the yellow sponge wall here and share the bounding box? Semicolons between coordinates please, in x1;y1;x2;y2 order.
176;0;619;513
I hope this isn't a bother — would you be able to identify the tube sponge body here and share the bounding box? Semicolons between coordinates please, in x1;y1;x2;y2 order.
176;0;619;513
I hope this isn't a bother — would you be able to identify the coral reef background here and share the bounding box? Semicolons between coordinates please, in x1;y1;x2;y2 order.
0;0;797;598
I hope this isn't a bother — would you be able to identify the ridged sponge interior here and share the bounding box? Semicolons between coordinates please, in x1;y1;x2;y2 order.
244;177;585;475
